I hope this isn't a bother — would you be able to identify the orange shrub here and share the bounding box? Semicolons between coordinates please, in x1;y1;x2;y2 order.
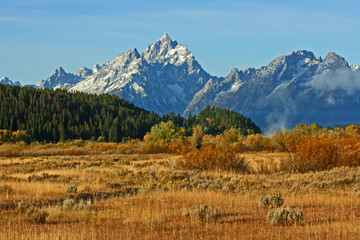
280;135;360;172
177;145;251;173
336;137;360;166
168;143;187;155
294;136;339;172
139;140;169;154
245;134;274;152
283;134;300;152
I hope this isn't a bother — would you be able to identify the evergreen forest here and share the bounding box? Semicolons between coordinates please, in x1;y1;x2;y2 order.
0;84;260;142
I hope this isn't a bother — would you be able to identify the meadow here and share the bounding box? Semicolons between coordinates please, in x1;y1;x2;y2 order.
0;135;359;240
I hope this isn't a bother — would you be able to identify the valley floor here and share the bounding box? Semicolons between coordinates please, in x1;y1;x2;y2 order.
0;151;359;239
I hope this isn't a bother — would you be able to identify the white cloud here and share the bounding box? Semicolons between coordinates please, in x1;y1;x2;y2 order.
306;69;360;95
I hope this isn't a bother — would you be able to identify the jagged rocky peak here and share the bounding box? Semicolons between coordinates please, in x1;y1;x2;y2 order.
287;50;316;58
92;64;101;73
272;50;317;66
260;50;319;80
223;68;241;83
125;48;140;59
229;67;239;75
50;66;77;79
241;67;256;75
76;67;93;78
0;76;10;83
321;52;349;69
110;48;141;68
143;33;193;65
53;67;66;76
37;66;81;89
0;76;21;86
159;33;178;48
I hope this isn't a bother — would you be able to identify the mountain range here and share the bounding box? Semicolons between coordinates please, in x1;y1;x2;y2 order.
2;33;360;133
0;76;21;86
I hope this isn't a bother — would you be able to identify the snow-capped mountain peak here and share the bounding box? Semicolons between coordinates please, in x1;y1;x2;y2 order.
68;34;214;114
222;68;241;85
54;67;66;76
76;67;93;78
112;48;141;66
160;33;172;42
143;33;193;66
0;76;21;86
37;67;82;89
321;52;349;70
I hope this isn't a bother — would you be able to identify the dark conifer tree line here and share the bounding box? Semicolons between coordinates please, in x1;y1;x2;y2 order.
0;84;260;142
0;84;160;142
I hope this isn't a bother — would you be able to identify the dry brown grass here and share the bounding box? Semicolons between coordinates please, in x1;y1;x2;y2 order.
0;147;359;240
0;141;141;157
1;191;359;239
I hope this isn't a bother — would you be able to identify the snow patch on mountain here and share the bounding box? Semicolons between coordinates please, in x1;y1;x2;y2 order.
76;67;93;78
37;67;83;89
0;77;21;86
229;82;244;92
350;64;360;71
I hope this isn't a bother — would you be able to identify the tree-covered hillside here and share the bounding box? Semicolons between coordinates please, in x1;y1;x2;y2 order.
189;105;261;135
0;85;261;142
0;84;160;142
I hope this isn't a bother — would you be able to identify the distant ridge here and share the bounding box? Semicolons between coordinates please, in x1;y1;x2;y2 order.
0;76;21;86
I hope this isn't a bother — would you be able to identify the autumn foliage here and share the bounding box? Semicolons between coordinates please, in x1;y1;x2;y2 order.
177;145;251;173
140;121;186;154
0;130;31;144
286;136;340;172
276;124;360;172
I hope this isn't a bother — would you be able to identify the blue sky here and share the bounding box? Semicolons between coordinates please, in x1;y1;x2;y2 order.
1;0;360;85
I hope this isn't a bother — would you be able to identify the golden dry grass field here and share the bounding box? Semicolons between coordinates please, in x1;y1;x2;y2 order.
0;144;359;239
